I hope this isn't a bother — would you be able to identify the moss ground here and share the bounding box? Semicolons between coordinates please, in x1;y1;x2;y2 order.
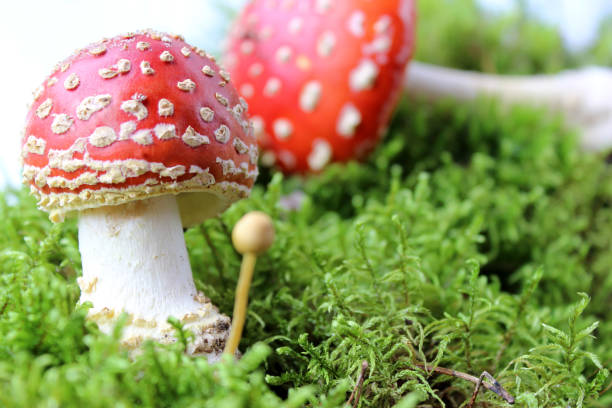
1;0;611;406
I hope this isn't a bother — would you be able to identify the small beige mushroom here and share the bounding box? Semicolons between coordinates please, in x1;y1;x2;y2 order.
224;211;275;355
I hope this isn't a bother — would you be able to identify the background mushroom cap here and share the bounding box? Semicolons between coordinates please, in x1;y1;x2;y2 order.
224;0;416;173
22;29;258;226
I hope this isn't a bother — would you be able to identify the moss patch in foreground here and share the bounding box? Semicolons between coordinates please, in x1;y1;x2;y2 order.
0;97;610;407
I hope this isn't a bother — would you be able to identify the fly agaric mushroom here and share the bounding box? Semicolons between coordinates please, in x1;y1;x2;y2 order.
224;0;416;173
224;211;275;355
405;62;612;151
21;30;258;360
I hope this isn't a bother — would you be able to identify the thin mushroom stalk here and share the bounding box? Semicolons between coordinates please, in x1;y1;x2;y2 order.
405;61;612;151
225;211;275;355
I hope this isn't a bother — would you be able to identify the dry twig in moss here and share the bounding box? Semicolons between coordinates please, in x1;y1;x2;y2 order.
347;361;369;407
415;363;514;405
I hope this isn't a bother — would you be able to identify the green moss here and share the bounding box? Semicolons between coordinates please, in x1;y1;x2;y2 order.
1;96;610;407
2;1;612;407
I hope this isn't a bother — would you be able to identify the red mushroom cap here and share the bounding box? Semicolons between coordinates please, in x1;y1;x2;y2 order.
22;30;258;225
224;0;415;173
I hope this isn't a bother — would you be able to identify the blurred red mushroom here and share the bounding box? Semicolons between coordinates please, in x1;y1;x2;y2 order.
224;0;416;173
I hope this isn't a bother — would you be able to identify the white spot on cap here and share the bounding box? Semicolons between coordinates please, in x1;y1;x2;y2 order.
248;63;263;77
200;107;214;122
216;157;255;179
158;99;174;117
64;73;80;90
160;51;174;62
132;129;153;145
89;44;107;56
32;85;44;102
364;36;392;55
215;93;229;107
239;97;249;111
77;94;112;120
98;68;118;79
347;10;366;37
181;46;191;57
374;15;392;33
24;136;46;155
160;165;185;179
119;121;137;140
276;46;293;63
214;125;230;143
288;17;303;34
248;144;258;164
36;98;53;119
189;165;206;174
241;40;255;55
260;150;276;167
121;99;148;120
140;61;155;75
51;114;73;134
240;84;254;98
349;59;379;92
317;31;336;57
300;81;322;112
273;118;293;139
89;126;117;147
233;137;248;154
182;126;210;147
264;78;282;97
219;70;231;82
308;139;332;171
315;0;331;13
337;104;361;138
137;41;150;51
116;59;131;73
177;79;196;92
202;65;215;77
154;123;177;140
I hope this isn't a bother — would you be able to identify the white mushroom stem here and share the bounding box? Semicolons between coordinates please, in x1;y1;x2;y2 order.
78;194;230;359
405;61;612;151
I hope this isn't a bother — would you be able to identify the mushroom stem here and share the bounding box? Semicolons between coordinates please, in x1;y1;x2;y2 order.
406;61;563;106
78;195;230;359
224;252;256;355
224;211;275;356
405;61;612;150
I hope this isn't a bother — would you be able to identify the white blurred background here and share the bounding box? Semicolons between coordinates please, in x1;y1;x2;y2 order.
0;0;610;188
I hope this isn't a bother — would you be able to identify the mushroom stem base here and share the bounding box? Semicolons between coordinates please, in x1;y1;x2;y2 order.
77;194;230;360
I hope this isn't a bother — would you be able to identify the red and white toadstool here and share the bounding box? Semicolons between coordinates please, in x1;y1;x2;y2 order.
21;30;258;359
224;0;416;173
